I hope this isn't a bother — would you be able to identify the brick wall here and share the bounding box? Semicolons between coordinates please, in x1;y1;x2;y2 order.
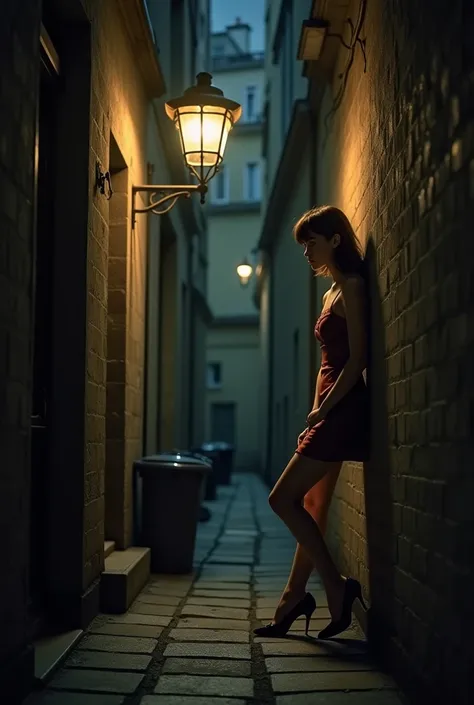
85;0;149;565
316;1;474;702
0;0;41;695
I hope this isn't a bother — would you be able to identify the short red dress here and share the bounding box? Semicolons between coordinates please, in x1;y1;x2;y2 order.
296;293;370;462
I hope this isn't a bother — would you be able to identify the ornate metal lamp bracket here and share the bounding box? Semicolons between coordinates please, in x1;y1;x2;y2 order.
131;184;207;228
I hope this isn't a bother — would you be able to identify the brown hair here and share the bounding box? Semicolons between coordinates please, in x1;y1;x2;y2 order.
293;205;364;277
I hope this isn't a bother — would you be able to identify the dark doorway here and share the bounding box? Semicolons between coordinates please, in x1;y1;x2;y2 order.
29;26;60;638
211;402;236;445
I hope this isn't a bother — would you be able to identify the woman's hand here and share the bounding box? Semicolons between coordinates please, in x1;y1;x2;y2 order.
307;407;327;428
297;427;309;445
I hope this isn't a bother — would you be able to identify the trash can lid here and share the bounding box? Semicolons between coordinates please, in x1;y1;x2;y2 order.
167;449;212;466
203;441;234;450
199;442;218;451
137;453;211;471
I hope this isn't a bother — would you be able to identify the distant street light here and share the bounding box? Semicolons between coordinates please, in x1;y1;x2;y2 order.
129;72;241;226
236;257;253;287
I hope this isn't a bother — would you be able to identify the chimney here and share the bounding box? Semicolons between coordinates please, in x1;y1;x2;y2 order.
226;17;251;54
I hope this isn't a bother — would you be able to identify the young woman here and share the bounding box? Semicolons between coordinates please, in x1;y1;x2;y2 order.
255;205;369;640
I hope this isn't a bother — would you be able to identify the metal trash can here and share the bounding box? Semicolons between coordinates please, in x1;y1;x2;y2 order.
170;449;216;501
134;452;211;574
190;446;218;499
197;442;234;485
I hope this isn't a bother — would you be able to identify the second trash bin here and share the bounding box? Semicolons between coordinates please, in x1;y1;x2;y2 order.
134;452;210;574
197;442;234;485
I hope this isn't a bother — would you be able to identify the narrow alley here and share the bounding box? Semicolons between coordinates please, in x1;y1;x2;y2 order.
24;475;405;705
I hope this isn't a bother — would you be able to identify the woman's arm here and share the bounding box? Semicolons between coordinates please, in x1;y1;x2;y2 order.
313;277;367;420
312;370;322;410
310;289;328;411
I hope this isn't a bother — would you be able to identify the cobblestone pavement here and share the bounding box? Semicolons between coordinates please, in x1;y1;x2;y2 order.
24;473;406;705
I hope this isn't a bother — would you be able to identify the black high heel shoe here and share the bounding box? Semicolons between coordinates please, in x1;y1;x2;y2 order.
318;578;367;640
253;592;316;638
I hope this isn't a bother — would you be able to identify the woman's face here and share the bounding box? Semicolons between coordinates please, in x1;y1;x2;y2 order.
303;233;339;270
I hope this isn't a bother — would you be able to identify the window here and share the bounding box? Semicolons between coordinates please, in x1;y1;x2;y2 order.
244;162;261;201
207;362;222;389
244;85;259;122
211;165;229;203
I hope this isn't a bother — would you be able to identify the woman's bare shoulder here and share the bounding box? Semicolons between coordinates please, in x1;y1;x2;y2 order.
342;274;365;296
322;287;331;304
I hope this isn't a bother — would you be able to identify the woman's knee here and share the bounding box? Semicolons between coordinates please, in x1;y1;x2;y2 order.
303;494;326;521
269;487;293;514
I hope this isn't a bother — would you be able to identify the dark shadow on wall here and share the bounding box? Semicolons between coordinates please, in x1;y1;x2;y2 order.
363;237;397;664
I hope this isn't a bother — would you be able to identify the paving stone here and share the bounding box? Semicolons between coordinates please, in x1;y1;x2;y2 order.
65;650;152;671
24;694;124;705
78;634;157;654
103;613;168;627
192;589;251;599
209;551;254;558
272;670;395;692
150;574;195;584
194;582;250;591
177;617;250;630
145;585;189;597
276;693;404;705
89;622;165;638
169;628;249;642
254;618;332;636
154;674;253;698
199;574;250;583
201;566;250;575
186;596;250;608
257;606;331;620
260;640;367;657
142;697;246;705
162;657;251;677
164;643;251;659
129;602;175;616
265;656;374;673
208;556;254;564
257;593;327;608
48;668;143;693
136;593;181;606
181;604;248;620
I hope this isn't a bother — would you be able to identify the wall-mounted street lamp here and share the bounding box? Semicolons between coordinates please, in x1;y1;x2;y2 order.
236;258;253;288
297;12;367;69
297;18;329;61
131;72;241;227
236;248;260;288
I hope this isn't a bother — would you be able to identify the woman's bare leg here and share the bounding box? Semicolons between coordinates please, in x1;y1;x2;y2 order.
268;454;346;620
272;463;342;623
273;463;342;623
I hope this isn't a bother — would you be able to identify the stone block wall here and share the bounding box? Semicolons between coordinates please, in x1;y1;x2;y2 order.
85;0;149;560
317;1;474;702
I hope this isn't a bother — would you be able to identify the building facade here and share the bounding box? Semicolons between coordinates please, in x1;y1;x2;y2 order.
257;1;474;704
205;19;264;472
0;0;211;700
